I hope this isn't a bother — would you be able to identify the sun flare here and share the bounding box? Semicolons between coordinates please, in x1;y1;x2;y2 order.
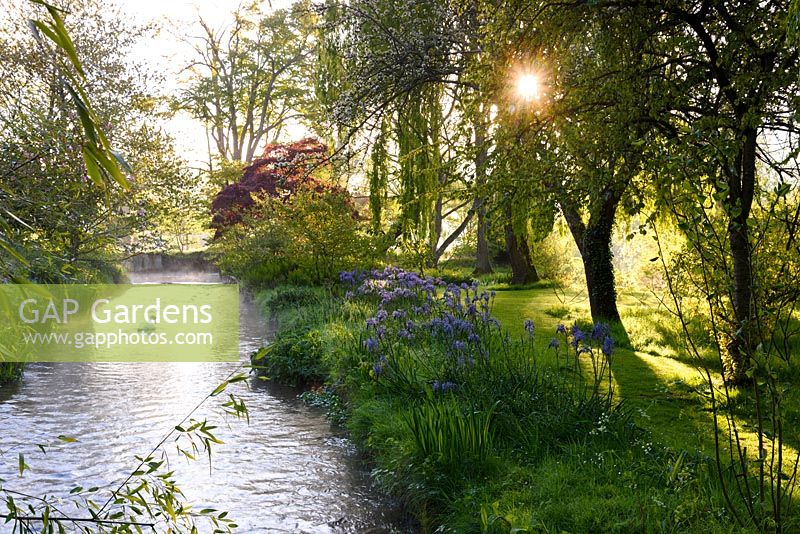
515;73;541;101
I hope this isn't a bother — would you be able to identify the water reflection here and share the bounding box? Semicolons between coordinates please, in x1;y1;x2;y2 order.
0;269;408;532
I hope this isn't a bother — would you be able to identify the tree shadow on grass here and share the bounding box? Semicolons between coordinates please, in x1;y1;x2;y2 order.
613;324;800;504
610;347;715;452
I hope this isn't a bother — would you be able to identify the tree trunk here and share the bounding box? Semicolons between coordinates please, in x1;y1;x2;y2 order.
431;197;480;265
504;204;539;285
724;127;758;384
473;115;492;275
474;206;492;274
428;192;444;268
562;202;621;323
581;226;621;323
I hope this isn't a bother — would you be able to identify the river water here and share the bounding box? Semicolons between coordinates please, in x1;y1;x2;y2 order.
0;270;407;533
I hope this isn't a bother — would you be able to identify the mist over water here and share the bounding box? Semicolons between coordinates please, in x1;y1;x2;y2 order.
0;267;406;533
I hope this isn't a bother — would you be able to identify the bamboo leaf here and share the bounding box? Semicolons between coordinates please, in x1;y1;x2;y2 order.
210;381;228;396
82;145;104;186
18;453;28;476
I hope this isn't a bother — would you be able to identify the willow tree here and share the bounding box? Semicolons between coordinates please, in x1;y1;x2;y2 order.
317;0;500;270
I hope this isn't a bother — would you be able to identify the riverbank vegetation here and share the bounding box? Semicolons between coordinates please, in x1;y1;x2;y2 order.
3;0;800;531
253;269;760;532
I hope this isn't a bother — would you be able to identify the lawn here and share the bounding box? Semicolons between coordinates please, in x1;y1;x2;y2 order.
490;283;800;464
490;285;710;450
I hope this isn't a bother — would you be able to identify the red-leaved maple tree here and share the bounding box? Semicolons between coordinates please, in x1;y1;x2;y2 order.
211;138;351;234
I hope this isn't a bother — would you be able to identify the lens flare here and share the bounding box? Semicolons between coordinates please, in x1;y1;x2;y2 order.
515;73;541;101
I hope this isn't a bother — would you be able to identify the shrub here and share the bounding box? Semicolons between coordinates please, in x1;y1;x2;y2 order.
257;285;325;312
252;329;328;386
212;188;377;286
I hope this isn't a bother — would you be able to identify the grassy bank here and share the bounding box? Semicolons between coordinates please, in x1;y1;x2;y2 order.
252;270;788;533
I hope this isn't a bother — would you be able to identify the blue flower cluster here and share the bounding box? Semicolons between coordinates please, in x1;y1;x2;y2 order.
341;267;502;389
549;321;615;358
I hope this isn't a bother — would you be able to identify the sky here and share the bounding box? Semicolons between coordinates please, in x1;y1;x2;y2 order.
116;0;301;167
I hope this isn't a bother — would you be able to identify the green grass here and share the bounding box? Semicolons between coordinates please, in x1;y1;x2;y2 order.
489;286;714;452
490;285;800;462
0;362;24;384
256;277;800;533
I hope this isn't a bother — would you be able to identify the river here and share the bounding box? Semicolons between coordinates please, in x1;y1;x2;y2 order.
0;269;407;533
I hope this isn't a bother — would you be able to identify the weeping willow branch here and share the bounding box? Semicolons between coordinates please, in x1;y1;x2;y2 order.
0;515;155;527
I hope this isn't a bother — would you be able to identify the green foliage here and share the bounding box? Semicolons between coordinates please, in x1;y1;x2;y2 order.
0;362;24;384
212;189;377;286
299;385;348;426
0;0;201;282
252;329;329;386
256;284;325;312
405;398;495;468
257;270;762;532
125;128;208;253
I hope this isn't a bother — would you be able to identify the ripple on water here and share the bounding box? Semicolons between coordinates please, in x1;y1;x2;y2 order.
0;270;409;533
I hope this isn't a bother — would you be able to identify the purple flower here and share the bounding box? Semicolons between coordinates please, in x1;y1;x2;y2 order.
364;337;379;352
524;319;535;338
366;317;379;328
591;322;610;341
441;322;454;336
344;291;354;300
570;325;586;348
373;362;382;376
556;323;567;334
602;335;614;357
433;380;456;393
548;337;559;349
453;340;467;352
